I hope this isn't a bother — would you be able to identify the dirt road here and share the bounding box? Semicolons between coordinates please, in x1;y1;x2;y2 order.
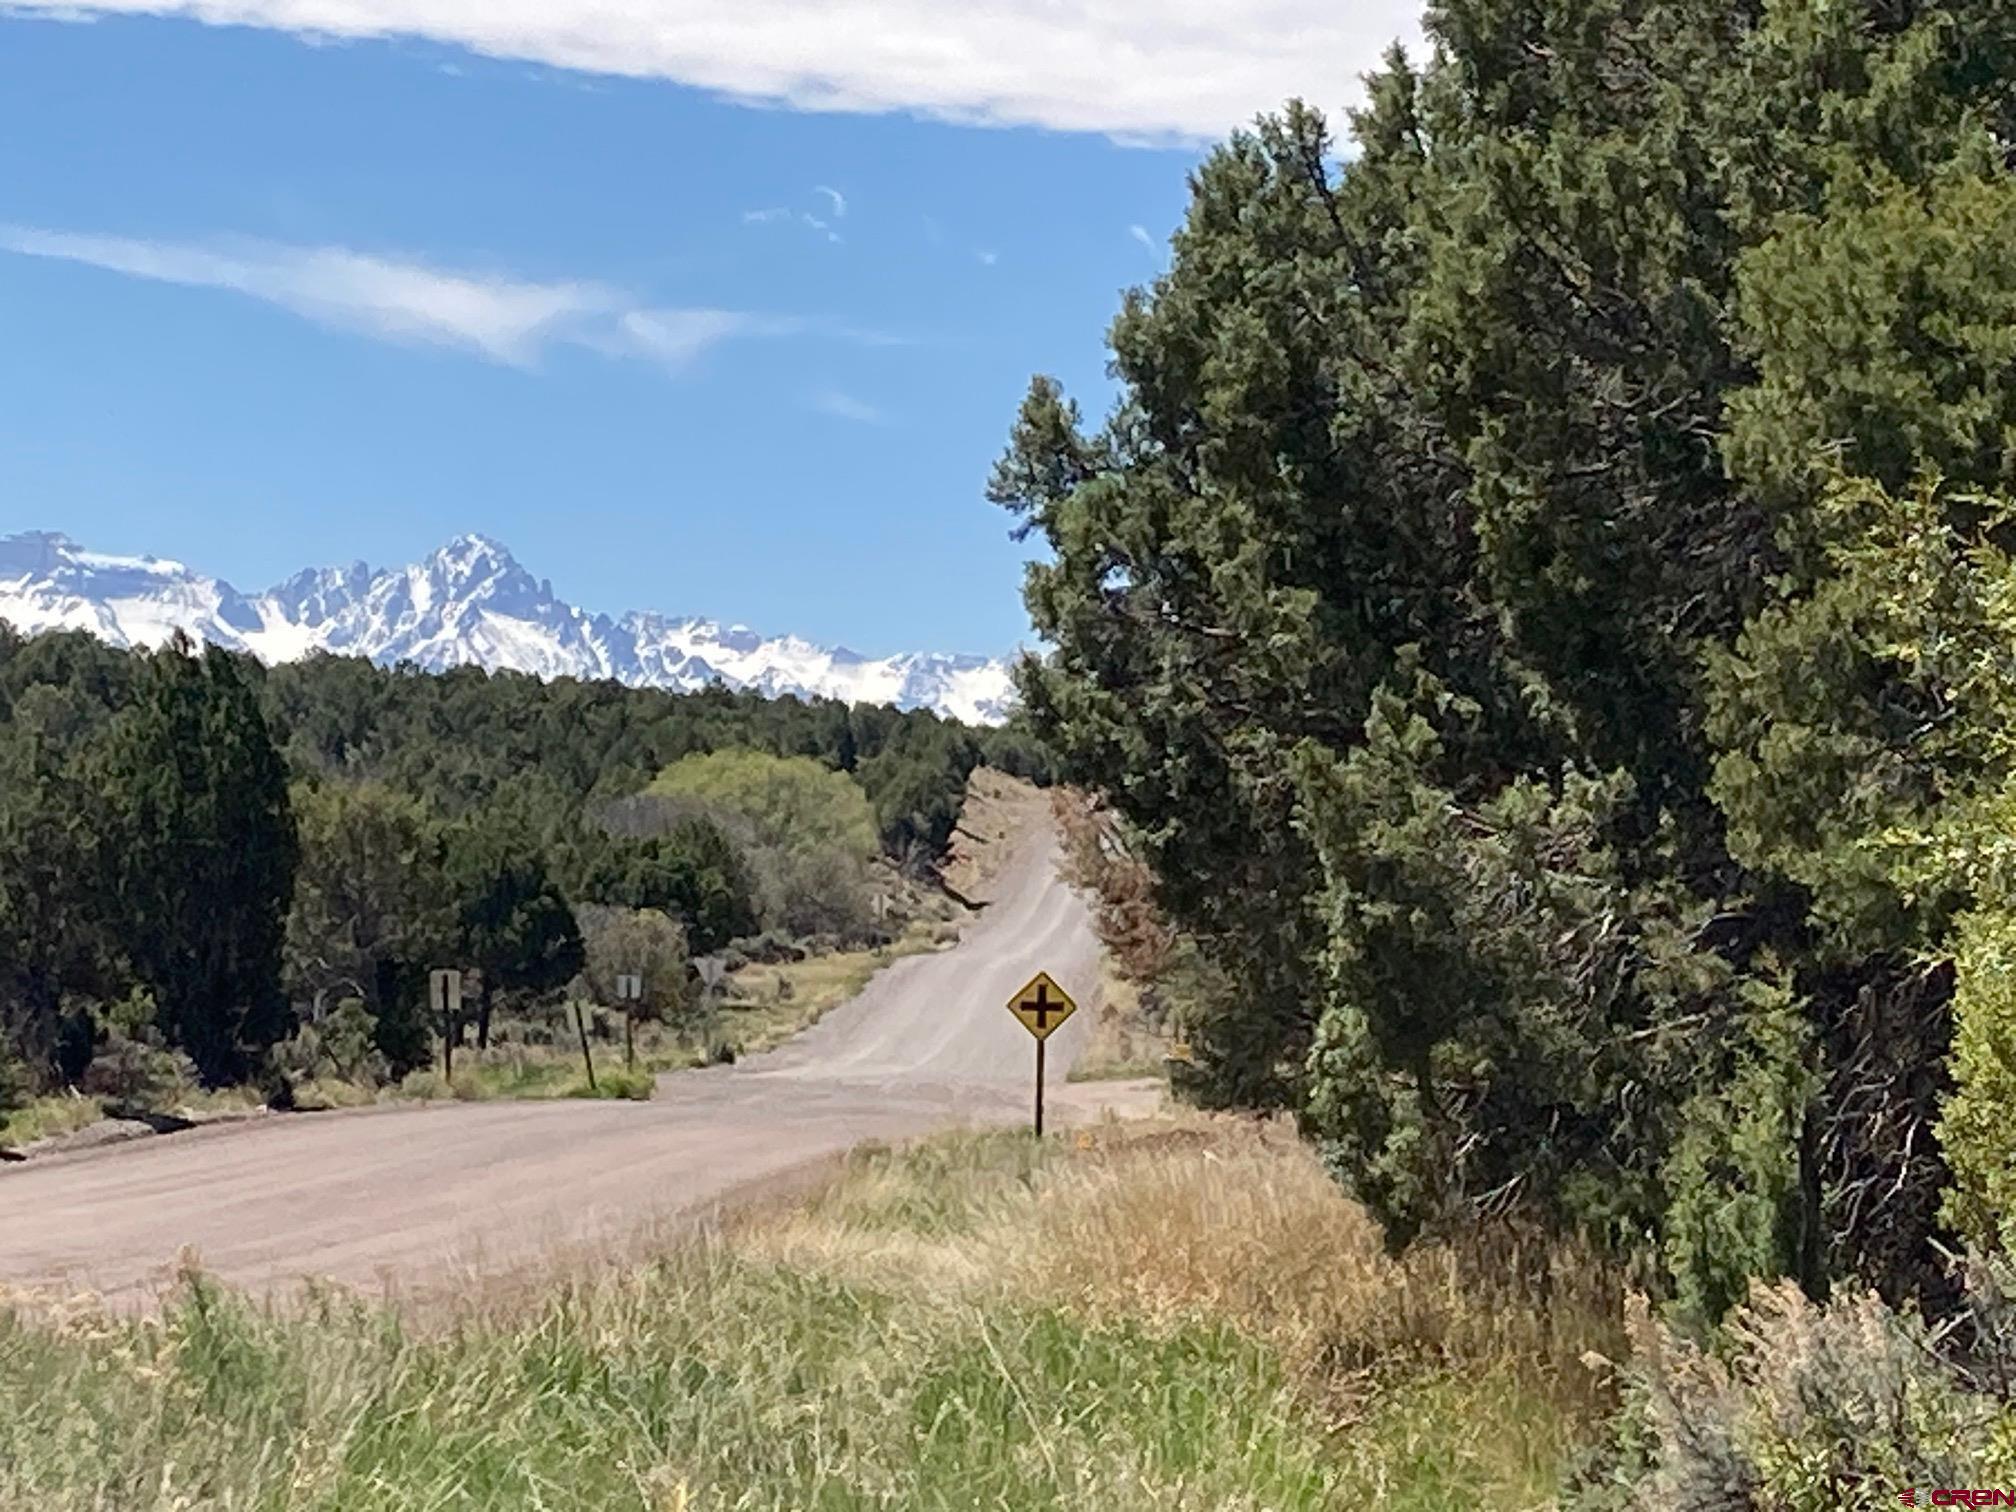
0;820;1150;1306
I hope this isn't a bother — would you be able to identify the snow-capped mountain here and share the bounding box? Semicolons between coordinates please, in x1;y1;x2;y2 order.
0;531;1019;725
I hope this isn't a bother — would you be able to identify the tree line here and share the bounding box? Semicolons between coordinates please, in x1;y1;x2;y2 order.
0;627;1044;1103
995;0;2016;1327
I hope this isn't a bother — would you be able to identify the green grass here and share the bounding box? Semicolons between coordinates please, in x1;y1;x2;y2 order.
0;1093;104;1147
1328;1368;1591;1510
0;1119;1614;1510
0;1252;1340;1510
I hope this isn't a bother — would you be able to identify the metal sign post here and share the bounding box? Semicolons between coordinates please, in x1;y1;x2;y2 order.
694;957;727;1054
429;969;463;1080
616;973;643;1068
1005;971;1077;1137
573;999;598;1092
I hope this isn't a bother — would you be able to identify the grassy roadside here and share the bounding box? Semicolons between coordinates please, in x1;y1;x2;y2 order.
1;913;966;1148
381;914;963;1105
0;1094;106;1146
0;1117;1619;1510
0;1085;269;1148
716;914;963;1057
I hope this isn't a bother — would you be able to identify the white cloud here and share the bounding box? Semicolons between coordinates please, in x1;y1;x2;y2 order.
1128;223;1155;252
0;224;801;372
5;1;1428;142
745;191;844;244
616;307;778;367
810;388;884;425
975;249;999;267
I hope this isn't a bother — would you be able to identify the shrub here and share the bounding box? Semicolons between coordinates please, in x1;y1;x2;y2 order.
449;1067;486;1101
0;1045;25;1121
565;1066;654;1101
1573;1259;2016;1509
1941;908;2016;1253
274;997;388;1088
81;1034;196;1113
647;751;877;939
576;904;695;1030
394;1068;450;1101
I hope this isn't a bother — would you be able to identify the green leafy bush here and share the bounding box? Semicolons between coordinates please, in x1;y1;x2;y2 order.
648;751;878;940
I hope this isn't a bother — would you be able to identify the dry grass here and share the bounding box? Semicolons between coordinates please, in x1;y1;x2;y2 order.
719;916;960;1055
0;1113;1621;1509
1066;970;1172;1082
740;1115;1619;1402
731;1115;1624;1507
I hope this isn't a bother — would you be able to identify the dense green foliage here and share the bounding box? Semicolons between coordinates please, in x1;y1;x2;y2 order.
648;750;882;939
0;629;1021;1101
285;782;450;1076
996;0;2016;1316
445;815;585;1049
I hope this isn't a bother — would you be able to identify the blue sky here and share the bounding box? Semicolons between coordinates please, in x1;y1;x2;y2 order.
0;2;1420;655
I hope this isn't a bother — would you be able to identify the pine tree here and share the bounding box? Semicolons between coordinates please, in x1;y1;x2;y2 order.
447;817;585;1049
93;636;298;1086
993;0;2016;1308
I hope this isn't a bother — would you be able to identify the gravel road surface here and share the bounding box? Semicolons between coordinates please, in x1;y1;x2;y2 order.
0;820;1149;1306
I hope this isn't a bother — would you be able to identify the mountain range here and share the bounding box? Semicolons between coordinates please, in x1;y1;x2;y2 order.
0;531;1019;725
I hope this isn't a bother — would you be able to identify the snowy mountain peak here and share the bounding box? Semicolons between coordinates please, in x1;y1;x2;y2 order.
0;530;1019;724
427;532;519;583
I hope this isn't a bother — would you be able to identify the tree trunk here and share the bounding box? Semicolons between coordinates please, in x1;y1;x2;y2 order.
476;981;493;1050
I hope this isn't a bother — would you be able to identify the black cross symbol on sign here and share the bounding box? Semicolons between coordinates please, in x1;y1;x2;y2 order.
1026;982;1067;1030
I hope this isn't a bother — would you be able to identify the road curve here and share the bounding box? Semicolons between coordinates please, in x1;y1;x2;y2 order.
0;820;1147;1306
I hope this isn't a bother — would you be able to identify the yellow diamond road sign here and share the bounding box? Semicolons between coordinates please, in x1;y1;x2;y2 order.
1007;971;1077;1042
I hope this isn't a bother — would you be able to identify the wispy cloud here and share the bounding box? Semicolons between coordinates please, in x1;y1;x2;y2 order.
744;188;845;244
3;1;1427;142
975;249;999;267
1128;224;1156;254
810;388;885;425
0;224;814;371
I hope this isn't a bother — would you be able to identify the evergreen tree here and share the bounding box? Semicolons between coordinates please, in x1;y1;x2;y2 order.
92;636;298;1086
447;817;585;1048
993;0;2016;1310
0;684;107;1083
285;781;454;1077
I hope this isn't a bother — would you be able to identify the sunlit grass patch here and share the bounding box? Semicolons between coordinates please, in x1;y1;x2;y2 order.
0;1092;104;1147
